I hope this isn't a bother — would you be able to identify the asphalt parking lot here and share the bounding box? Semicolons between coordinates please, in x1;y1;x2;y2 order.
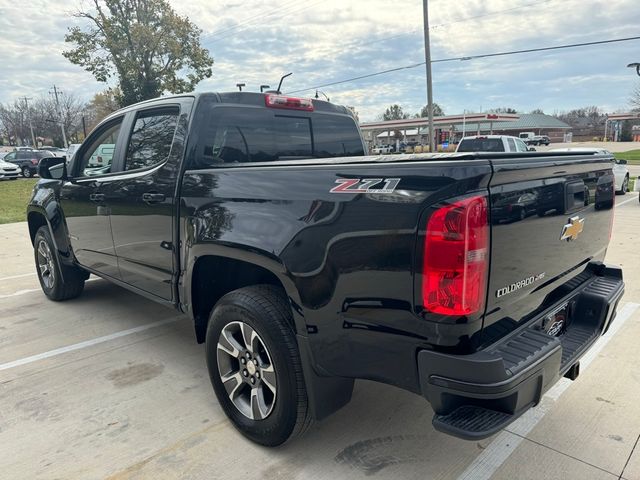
1;193;639;480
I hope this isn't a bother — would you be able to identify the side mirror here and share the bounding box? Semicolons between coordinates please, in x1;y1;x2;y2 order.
528;147;537;152
618;159;628;165
38;156;67;180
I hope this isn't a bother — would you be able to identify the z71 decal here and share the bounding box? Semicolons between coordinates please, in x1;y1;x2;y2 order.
330;178;401;194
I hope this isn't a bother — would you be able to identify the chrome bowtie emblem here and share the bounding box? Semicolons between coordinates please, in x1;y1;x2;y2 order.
560;216;584;241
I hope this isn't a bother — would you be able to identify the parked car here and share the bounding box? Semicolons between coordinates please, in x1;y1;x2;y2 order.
550;148;629;194
456;135;535;153
31;91;623;447
0;157;20;180
3;150;51;177
533;135;550;146
39;146;67;157
371;145;393;154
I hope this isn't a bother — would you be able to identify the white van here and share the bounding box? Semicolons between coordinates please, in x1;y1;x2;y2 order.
87;144;115;167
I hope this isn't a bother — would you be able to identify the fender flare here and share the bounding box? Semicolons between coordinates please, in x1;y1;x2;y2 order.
182;242;307;334
27;203;76;280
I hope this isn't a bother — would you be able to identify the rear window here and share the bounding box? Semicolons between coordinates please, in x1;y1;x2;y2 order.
457;138;505;152
192;106;364;168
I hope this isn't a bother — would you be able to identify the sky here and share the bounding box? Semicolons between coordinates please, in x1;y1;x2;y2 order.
0;0;639;122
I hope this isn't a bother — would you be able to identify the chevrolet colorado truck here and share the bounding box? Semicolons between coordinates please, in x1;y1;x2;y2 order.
29;92;624;446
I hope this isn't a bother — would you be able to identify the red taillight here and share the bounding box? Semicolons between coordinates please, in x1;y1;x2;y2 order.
265;94;314;111
422;195;489;316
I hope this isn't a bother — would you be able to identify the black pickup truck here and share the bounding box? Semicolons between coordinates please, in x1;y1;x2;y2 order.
29;92;623;446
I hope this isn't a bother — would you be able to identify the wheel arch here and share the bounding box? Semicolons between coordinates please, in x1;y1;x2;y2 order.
184;245;306;344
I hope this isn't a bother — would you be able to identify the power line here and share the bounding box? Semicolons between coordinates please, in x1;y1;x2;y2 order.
287;35;640;94
201;0;325;45
201;0;301;39
342;0;554;51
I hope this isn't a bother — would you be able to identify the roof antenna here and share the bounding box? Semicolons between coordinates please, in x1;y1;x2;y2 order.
276;72;293;94
260;85;271;92
315;90;330;102
236;83;245;92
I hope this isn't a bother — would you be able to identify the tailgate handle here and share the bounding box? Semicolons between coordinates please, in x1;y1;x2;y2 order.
565;180;586;212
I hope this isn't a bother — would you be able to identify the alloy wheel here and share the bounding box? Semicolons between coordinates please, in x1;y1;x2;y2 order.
216;321;277;420
37;239;55;289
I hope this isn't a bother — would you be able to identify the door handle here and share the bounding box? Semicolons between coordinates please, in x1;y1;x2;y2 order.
89;193;105;202
142;192;165;204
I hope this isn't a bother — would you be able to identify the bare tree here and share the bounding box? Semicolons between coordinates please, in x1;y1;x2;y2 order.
0;94;88;147
0;100;31;146
631;84;640;112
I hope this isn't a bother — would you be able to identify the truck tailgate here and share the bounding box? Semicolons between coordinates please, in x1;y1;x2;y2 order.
483;153;616;338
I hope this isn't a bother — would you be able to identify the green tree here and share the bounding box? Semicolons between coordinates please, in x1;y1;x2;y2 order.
85;89;121;131
63;0;214;107
380;104;410;121
417;103;444;118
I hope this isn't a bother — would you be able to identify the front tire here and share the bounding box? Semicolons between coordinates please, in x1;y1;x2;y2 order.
205;285;312;446
617;175;629;195
34;226;85;301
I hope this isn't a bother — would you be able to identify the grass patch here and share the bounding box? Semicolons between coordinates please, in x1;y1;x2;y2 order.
0;179;38;224
614;150;640;164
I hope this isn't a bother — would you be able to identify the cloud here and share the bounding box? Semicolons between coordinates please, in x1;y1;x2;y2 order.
0;0;639;121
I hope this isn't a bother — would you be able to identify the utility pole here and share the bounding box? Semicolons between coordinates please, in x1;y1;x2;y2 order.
422;0;435;152
49;85;68;148
20;96;37;148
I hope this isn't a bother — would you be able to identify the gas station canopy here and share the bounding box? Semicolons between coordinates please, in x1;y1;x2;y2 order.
359;113;519;133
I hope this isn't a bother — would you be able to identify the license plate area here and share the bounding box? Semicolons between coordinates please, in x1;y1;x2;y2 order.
538;301;572;337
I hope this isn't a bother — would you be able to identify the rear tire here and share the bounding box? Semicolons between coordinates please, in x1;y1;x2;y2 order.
205;285;313;446
34;226;85;301
22;167;32;178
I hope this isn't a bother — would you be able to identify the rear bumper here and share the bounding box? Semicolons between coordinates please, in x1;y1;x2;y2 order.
418;264;624;440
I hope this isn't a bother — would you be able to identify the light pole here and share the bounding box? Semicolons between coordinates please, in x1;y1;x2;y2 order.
422;0;435;152
20;96;36;148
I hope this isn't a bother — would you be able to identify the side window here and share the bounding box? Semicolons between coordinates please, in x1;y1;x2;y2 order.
515;139;528;152
125;107;179;171
77;119;122;177
4;152;16;161
507;138;516;152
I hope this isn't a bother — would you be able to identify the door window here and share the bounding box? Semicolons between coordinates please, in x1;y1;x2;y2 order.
4;152;16;161
124;107;179;171
515;139;529;152
77;119;122;177
507;138;516;151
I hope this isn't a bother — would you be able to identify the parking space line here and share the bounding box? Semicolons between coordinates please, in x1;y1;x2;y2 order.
0;317;180;372
0;272;35;281
617;194;639;208
0;277;100;299
457;301;640;480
